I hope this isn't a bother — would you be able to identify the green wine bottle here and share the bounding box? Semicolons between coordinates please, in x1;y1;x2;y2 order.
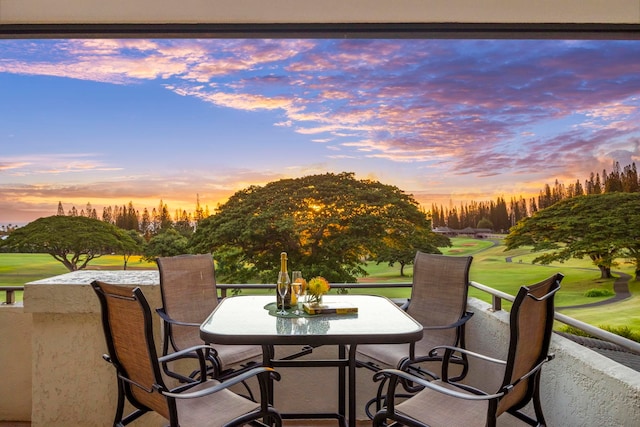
276;252;292;309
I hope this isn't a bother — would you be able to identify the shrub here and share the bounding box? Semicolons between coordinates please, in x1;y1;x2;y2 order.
559;325;594;338
584;288;615;298
559;325;640;343
599;325;640;343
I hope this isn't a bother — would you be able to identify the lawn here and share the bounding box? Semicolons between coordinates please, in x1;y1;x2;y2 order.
0;253;155;301
1;238;638;338
358;237;639;338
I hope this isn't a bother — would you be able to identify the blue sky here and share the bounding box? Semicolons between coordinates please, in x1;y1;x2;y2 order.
1;38;639;225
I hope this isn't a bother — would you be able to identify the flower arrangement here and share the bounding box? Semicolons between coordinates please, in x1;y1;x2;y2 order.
305;276;330;305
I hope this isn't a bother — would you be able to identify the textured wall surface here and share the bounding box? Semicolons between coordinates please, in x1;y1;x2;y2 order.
0;304;32;422
1;0;639;25
25;272;165;427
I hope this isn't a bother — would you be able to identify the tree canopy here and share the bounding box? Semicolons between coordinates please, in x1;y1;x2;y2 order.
190;172;449;282
504;193;640;279
142;228;189;262
1;215;139;271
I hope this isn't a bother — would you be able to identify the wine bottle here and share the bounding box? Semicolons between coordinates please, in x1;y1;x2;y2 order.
276;252;292;309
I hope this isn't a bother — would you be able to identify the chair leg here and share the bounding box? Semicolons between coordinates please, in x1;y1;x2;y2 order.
217;363;258;401
401;363;437;393
372;411;388;427
447;353;470;382
240;379;256;401
369;375;388;418
531;372;547;426
113;378;126;427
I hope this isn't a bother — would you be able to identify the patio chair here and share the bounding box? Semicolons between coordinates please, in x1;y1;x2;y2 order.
156;254;263;386
91;280;282;427
356;252;473;417
372;273;563;427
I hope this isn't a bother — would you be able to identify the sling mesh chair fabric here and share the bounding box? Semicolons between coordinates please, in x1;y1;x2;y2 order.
372;273;563;427
356;252;474;416
91;280;282;427
156;254;262;383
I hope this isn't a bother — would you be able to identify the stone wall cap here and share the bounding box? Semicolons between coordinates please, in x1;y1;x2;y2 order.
25;270;160;314
28;270;159;285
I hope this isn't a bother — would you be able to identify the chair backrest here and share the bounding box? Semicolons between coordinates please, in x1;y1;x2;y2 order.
157;254;218;351
91;280;171;420
496;273;563;415
406;252;473;345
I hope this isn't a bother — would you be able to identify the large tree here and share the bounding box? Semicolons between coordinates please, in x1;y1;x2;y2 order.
190;172;448;282
122;230;145;270
1;215;138;271
504;193;640;279
375;214;451;276
143;228;189;262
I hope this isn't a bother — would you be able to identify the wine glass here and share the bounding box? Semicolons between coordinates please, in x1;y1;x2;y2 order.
291;281;302;315
277;271;290;315
291;271;304;312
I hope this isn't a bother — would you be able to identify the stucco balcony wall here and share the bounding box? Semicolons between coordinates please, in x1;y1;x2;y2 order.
463;298;640;426
0;302;31;422
1;270;639;426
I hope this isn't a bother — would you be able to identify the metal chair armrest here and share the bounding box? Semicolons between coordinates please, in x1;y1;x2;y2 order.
429;345;507;366
374;369;504;401
156;308;200;327
422;311;474;331
158;344;218;364
503;354;555;392
162;367;280;399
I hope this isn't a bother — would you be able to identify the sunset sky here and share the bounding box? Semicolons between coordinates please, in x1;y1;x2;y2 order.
1;38;639;225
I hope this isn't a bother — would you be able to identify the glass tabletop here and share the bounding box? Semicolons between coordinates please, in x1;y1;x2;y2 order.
200;294;423;346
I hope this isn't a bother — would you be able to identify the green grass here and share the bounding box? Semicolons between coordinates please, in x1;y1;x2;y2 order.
1;239;639;338
357;237;640;337
560;296;640;333
0;254;156;302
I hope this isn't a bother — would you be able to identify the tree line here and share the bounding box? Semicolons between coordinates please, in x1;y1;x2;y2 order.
431;162;639;232
55;196;211;240
4;168;637;280
7;161;638;240
2;173;449;280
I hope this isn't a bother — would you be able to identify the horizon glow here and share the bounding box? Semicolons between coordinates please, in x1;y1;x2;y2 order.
1;38;639;225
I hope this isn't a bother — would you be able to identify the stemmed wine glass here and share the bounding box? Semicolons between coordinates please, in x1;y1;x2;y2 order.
291;271;304;315
277;271;290;315
291;281;302;315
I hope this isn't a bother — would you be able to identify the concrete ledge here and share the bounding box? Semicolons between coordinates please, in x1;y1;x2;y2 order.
24;270;159;314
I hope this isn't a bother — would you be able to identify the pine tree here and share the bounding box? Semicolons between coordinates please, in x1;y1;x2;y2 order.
621;162;639;192
140;208;151;237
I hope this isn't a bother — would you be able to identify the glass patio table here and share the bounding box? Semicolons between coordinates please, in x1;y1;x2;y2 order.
200;294;423;427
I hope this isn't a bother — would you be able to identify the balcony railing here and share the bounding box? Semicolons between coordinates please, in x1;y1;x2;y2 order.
218;281;640;356
468;280;640;355
5;280;640;354
0;286;22;305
